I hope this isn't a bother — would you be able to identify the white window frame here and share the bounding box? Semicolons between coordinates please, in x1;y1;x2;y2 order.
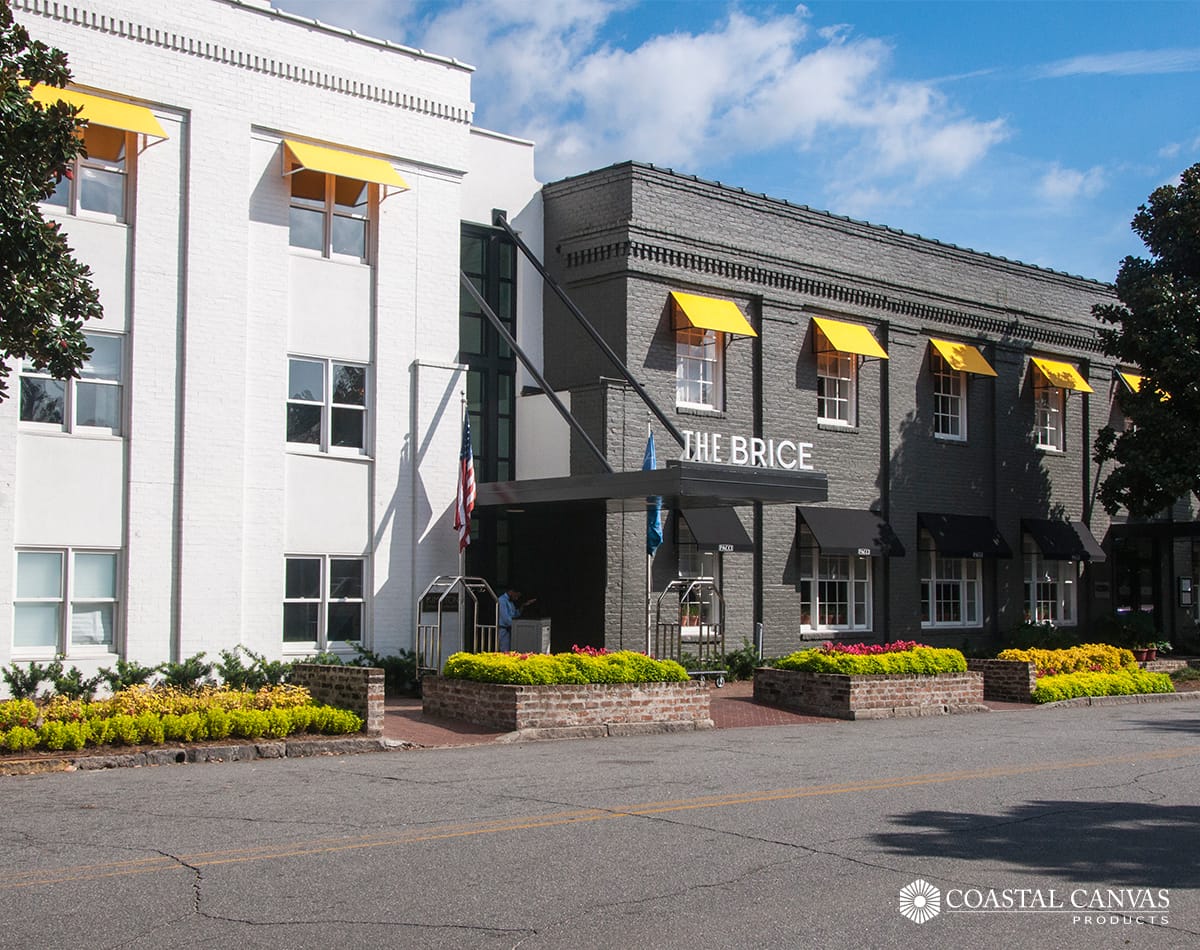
1034;375;1065;451
797;526;872;632
288;171;373;264
286;357;369;456
1023;538;1077;626
12;548;121;657
675;326;723;410
919;534;982;628
42;125;131;223
817;349;857;426
932;352;967;441
19;332;125;436
282;555;367;652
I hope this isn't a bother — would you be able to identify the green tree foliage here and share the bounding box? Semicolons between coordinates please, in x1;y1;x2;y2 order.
1095;163;1200;515
0;0;101;400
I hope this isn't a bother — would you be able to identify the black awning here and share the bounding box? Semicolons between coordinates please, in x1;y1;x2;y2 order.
797;507;905;557
1022;518;1106;562
918;512;1012;558
679;507;754;553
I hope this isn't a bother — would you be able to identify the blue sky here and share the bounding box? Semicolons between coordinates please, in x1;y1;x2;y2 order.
281;1;1200;282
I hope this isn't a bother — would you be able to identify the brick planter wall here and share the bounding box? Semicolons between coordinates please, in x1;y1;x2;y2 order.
290;664;384;737
753;668;985;720
421;676;713;736
967;659;1037;703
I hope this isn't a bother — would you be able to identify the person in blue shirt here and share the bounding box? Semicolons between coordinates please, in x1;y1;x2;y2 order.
498;588;535;651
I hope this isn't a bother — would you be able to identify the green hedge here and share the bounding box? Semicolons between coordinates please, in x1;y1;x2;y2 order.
443;651;689;685
773;647;967;675
1031;668;1175;704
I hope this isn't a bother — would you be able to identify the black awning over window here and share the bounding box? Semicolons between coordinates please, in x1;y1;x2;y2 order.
919;513;1012;558
796;507;905;557
1022;518;1106;562
679;507;754;553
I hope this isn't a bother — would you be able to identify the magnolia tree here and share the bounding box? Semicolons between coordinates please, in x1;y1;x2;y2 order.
0;0;101;402
1094;163;1200;516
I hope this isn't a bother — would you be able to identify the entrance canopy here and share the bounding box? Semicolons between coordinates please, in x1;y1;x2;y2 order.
797;506;905;557
1023;518;1106;561
679;507;754;552
476;460;827;512
919;512;1012;558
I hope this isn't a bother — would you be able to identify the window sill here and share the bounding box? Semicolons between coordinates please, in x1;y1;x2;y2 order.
1035;445;1065;455
17;426;124;442
676;405;726;419
933;434;968;445
288;248;372;269
40;205;129;228
817;422;859;433
920;624;984;631
285;446;374;463
799;629;872;640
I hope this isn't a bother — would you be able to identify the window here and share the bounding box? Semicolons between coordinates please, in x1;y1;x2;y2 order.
13;549;119;654
932;352;966;440
1023;538;1076;625
797;527;872;631
289;170;369;261
286;358;368;454
283;556;366;648
19;333;123;434
920;535;982;628
1034;375;1065;451
43;125;130;221
676;326;723;410
817;349;856;425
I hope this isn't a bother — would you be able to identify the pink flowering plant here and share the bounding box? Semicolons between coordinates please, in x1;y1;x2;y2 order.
775;640;967;675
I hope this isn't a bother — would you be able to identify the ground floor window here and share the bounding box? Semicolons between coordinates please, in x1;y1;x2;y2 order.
920;539;982;628
1023;539;1076;625
798;527;872;631
283;555;366;649
13;548;119;654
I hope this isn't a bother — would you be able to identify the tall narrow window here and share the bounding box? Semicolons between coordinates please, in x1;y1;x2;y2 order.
19;333;123;435
676;327;723;410
286;358;368;454
817;350;856;425
1023;538;1076;625
283;556;365;649
1034;376;1065;451
932;352;966;440
13;549;119;654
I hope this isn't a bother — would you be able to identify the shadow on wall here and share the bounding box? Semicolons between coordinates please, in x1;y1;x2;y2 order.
873;800;1200;887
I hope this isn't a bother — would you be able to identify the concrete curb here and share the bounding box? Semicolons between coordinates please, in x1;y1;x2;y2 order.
495;718;716;743
0;734;406;776
1039;691;1200;709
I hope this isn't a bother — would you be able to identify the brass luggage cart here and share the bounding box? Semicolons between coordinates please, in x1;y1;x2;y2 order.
414;575;498;676
652;578;727;686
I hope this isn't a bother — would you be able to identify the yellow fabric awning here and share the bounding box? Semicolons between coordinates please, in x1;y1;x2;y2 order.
812;316;888;359
1031;357;1093;393
929;338;997;376
670;291;757;337
283;139;408;192
28;84;167;140
1117;371;1143;393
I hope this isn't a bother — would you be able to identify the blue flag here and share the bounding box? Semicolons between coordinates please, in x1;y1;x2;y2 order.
644;432;663;556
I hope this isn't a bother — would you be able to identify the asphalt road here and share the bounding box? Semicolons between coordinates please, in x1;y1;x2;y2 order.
1;701;1198;950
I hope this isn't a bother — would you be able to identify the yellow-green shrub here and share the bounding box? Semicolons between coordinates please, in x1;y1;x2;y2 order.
0;698;40;731
4;726;39;753
39;720;89;751
443;651;688;685
774;647;967;675
998;643;1135;676
1032;668;1174;703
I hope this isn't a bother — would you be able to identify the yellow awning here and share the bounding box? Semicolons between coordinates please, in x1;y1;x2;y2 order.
1117;371;1143;393
929;338;997;376
28;84;167;140
812;316;888;359
1031;357;1093;393
283;139;408;192
670;291;757;337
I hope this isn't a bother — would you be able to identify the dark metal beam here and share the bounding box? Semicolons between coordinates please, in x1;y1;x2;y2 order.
491;209;687;449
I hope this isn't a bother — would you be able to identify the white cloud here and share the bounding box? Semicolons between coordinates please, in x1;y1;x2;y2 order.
1037;163;1107;203
1038;48;1200;78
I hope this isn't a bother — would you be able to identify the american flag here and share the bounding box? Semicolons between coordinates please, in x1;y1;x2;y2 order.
453;415;476;552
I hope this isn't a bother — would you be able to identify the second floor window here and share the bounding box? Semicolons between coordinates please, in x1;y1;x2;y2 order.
676;327;723;410
932;352;966;440
1034;376;1065;451
286;357;368;454
44;124;129;221
817;349;856;425
20;333;123;435
289;170;369;262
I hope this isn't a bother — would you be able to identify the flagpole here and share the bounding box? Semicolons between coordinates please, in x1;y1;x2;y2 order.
646;421;653;656
458;393;466;580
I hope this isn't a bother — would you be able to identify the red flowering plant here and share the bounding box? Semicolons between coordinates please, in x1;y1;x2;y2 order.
571;645;610;656
818;640;928;655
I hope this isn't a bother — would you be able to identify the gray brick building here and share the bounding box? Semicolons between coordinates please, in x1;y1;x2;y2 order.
477;161;1195;657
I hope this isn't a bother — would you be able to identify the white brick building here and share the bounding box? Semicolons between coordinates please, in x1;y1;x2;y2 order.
2;0;542;679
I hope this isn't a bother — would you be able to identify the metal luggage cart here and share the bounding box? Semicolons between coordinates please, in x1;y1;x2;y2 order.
414;575;498;677
652;578;727;687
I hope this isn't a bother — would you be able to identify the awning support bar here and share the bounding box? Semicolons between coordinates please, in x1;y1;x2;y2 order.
492;209;687;449
459;272;614;474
